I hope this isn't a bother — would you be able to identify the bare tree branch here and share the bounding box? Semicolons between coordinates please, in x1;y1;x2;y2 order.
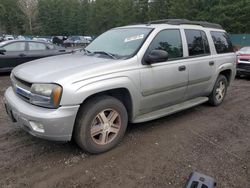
17;0;38;34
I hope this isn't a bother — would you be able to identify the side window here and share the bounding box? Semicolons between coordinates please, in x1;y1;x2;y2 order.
147;29;183;60
47;44;55;50
185;29;210;56
29;42;47;51
4;42;26;51
211;31;234;54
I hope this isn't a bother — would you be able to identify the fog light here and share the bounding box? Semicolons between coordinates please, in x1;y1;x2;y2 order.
29;121;45;133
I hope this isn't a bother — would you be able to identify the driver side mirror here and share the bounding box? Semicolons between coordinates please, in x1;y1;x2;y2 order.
0;47;6;55
145;49;168;64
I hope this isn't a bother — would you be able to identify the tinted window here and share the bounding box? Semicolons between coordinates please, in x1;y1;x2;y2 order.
29;42;47;51
211;31;234;54
147;29;183;60
185;29;210;56
4;42;25;51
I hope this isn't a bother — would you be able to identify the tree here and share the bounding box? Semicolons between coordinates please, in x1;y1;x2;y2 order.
0;0;24;34
17;0;38;34
1;0;250;35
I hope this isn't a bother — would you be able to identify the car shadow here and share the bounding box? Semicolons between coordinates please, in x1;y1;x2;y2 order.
0;72;10;77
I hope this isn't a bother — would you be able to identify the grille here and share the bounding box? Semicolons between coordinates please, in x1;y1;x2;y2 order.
11;74;32;102
237;63;250;70
239;59;250;62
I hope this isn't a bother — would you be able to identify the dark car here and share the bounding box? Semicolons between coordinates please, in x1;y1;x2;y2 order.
63;36;90;47
0;40;71;72
237;47;250;76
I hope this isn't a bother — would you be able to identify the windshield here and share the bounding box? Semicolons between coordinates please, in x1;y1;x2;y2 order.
239;47;250;54
86;28;152;59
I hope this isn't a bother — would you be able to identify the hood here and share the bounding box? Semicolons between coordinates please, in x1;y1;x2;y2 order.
13;53;120;84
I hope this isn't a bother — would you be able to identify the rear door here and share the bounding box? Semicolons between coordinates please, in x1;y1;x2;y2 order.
26;42;52;62
139;29;188;113
0;41;27;70
184;29;214;99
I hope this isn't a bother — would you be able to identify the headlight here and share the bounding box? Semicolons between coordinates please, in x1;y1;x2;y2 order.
30;84;63;108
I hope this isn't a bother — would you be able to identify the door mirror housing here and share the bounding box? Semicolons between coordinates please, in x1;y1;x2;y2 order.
0;47;6;54
145;49;168;64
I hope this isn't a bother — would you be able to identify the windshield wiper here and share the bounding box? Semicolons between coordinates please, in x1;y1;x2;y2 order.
80;48;91;54
72;48;91;54
92;51;117;59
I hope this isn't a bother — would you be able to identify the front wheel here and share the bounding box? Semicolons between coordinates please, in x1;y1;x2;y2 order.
74;96;128;154
208;75;228;106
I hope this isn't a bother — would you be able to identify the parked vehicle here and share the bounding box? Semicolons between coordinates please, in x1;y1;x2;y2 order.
4;35;14;40
63;36;90;47
4;19;236;154
0;40;71;72
33;37;52;43
237;47;250;76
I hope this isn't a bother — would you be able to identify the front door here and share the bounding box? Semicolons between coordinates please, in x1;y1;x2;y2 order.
139;29;188;114
0;41;27;70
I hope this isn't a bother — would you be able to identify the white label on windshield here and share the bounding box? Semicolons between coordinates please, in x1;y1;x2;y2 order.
124;34;144;43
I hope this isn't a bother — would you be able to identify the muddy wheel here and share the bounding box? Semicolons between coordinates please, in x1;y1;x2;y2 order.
74;95;128;154
208;75;228;106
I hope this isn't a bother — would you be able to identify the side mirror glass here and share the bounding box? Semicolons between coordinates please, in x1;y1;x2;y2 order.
0;47;6;54
145;49;168;64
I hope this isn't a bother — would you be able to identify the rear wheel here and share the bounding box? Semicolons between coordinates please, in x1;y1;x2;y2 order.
208;75;228;106
74;95;128;154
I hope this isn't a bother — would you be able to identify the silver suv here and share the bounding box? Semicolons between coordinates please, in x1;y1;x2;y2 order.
4;19;236;153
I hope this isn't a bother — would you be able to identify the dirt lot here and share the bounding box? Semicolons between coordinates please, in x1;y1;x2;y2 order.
0;74;249;188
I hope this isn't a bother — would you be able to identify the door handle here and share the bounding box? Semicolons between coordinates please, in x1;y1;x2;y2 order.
209;61;215;66
19;53;26;57
178;65;186;71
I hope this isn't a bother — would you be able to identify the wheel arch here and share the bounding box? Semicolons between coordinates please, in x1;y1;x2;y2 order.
219;69;233;85
79;88;134;122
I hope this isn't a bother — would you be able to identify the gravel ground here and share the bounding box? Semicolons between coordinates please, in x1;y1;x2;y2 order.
0;74;249;188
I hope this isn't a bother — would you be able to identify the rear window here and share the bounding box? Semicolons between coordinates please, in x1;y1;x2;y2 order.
185;29;210;56
29;42;47;51
211;31;234;54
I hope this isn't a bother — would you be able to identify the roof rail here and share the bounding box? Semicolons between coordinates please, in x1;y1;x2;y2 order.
146;19;223;30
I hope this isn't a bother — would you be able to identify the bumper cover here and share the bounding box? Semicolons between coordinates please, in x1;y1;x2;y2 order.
237;68;250;76
4;87;79;141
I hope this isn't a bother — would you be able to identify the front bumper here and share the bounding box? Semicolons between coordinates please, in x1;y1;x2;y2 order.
237;62;250;76
4;87;80;141
237;68;250;76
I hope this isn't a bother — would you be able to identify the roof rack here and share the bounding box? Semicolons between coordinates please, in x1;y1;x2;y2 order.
146;19;223;30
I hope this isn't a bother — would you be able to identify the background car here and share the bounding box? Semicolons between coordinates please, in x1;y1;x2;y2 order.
4;35;14;41
237;46;250;76
0;40;72;72
32;36;52;43
63;36;90;47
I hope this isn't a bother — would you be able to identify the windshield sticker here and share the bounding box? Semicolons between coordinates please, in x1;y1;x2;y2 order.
124;34;144;43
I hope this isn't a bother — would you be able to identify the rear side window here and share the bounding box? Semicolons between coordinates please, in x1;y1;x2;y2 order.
29;42;47;51
211;31;234;54
185;29;210;56
147;29;183;60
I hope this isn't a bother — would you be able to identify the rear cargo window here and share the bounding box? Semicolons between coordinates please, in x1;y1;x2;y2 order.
211;31;234;54
185;29;210;56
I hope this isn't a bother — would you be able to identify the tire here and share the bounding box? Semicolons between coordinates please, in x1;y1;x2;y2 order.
74;95;128;154
208;75;228;106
